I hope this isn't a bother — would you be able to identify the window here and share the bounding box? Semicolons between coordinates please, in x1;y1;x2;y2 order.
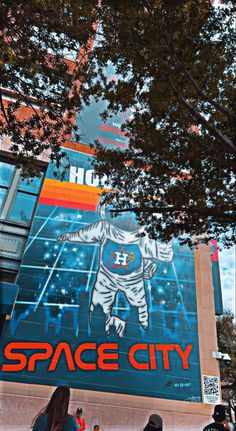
0;161;44;225
0;162;15;211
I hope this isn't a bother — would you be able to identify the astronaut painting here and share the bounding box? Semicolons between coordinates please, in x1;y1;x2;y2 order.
0;148;202;401
58;205;174;337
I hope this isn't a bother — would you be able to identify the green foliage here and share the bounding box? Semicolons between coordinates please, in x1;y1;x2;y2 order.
0;0;97;176
216;310;236;415
0;0;235;245
90;0;236;247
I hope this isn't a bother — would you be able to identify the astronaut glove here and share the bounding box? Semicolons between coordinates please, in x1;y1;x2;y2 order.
157;240;174;262
143;260;157;280
57;232;71;243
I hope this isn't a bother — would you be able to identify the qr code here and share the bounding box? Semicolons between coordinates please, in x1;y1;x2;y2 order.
202;375;220;404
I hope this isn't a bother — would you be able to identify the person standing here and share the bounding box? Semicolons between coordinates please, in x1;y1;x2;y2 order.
143;414;163;431
76;407;86;430
225;414;234;431
31;386;77;431
202;405;227;431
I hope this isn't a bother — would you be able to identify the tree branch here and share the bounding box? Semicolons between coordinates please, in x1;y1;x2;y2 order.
0;90;11;126
110;205;235;218
168;77;236;153
172;54;235;122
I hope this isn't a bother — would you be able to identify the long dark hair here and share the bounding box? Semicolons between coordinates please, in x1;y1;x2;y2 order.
32;386;70;431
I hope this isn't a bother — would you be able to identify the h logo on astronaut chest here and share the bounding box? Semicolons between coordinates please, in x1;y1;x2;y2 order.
110;248;135;270
102;240;142;275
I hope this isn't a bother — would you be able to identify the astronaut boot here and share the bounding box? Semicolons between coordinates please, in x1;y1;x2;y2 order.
140;320;148;330
105;314;126;337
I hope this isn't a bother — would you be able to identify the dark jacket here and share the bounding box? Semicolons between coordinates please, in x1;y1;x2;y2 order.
32;413;77;431
143;425;162;431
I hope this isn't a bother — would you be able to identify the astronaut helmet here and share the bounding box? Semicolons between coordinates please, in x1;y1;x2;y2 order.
98;204;140;232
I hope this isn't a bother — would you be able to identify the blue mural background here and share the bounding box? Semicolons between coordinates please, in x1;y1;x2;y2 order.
0;149;202;402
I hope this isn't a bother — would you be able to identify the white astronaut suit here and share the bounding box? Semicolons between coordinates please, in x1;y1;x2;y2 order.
58;207;173;337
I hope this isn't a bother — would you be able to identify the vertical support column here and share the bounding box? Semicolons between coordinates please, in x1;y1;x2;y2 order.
194;243;221;403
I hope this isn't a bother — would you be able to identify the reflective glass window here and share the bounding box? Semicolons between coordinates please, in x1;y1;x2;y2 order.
9;192;38;223
0;161;44;225
0;187;7;211
0;161;15;187
18;176;42;194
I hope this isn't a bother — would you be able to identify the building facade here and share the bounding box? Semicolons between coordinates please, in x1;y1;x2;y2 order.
0;138;223;431
0;43;224;431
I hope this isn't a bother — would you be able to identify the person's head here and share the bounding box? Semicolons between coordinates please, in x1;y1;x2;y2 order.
32;386;70;431
212;404;226;423
76;407;83;419
143;414;163;431
94;426;100;431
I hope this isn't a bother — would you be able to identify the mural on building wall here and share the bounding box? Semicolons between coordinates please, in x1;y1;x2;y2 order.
0;148;202;402
58;205;174;337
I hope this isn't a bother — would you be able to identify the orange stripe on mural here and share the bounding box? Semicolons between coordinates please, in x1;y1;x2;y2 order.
41;178;107;191
62;141;95;155
42;188;100;205
39;197;97;211
39;178;108;210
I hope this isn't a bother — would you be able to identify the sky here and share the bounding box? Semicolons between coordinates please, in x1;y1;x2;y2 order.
219;246;235;314
215;0;235;316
